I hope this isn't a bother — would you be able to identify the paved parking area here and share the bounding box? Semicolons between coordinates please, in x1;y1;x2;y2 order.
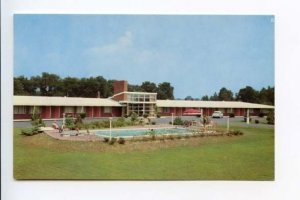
14;116;274;129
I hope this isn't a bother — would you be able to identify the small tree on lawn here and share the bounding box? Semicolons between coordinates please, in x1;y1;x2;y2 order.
31;106;45;127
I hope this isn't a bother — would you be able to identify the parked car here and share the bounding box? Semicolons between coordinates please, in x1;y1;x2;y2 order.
212;111;223;118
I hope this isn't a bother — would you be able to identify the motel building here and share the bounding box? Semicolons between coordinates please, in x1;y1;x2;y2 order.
13;80;274;121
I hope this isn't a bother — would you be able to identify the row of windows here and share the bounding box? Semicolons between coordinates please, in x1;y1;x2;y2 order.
127;94;156;102
13;106;113;114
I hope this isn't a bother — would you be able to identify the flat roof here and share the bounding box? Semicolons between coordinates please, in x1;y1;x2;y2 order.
156;100;274;109
14;96;274;109
14;96;123;107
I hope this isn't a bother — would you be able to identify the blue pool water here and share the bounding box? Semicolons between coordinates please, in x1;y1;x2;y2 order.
95;127;192;137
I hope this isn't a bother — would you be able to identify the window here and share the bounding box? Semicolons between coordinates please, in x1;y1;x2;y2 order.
29;106;41;114
76;106;85;113
64;106;74;113
104;107;112;113
163;107;170;113
217;108;225;112
14;106;27;114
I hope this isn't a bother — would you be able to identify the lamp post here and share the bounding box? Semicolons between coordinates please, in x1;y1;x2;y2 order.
109;117;112;140
171;113;174;127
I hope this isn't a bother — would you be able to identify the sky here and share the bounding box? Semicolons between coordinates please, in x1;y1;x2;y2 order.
14;15;274;98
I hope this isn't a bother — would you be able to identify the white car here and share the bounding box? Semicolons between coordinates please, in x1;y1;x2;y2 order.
212;111;223;118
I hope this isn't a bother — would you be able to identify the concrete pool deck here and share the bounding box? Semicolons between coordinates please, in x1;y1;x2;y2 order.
45;124;176;141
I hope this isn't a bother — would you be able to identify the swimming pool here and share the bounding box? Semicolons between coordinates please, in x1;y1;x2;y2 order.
94;127;192;137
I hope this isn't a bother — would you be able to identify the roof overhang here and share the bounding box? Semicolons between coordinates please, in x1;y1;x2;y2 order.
156;100;274;109
14;96;123;107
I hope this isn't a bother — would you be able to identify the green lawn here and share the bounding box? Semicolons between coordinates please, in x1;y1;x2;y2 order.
14;125;274;180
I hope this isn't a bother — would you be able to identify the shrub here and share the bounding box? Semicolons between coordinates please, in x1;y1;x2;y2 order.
20;126;40;136
103;137;109;143
76;123;85;130
108;137;117;145
138;118;144;125
228;130;244;136
156;114;161;118
202;116;210;126
130;112;138;124
79;112;86;119
143;113;149;118
151;121;156;125
258;113;265;118
183;120;192;127
100;120;110;128
267;111;275;125
124;114;129;118
65;116;75;128
31;118;45;127
255;119;259;124
114;117;126;127
229;113;235;118
173;117;184;125
30;109;45;127
74;114;83;125
118;137;126;144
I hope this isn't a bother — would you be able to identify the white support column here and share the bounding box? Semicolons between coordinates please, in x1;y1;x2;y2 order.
62;113;66;126
109;117;112;140
246;108;250;124
227;117;230;132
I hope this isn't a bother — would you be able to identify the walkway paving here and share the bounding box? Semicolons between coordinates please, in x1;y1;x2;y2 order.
45;130;103;141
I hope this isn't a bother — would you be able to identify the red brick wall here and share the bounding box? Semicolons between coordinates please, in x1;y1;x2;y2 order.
93;107;101;117
86;107;93;117
14;114;31;119
176;107;183;116
234;108;241;116
41;106;51;119
51;106;61;118
112;107;122;117
204;108;213;116
100;107;122;117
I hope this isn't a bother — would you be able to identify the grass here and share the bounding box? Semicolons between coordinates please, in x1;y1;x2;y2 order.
14;125;274;180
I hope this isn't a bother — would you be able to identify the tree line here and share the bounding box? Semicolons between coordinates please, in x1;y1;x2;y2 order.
184;86;274;105
14;72;274;105
14;73;175;100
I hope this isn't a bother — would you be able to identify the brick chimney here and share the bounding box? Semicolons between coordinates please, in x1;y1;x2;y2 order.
112;80;128;101
114;80;128;95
